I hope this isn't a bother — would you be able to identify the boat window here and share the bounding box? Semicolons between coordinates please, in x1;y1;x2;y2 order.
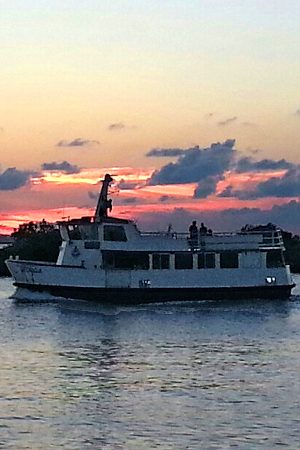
102;251;149;270
198;253;215;269
80;224;98;240
220;252;239;269
266;250;285;268
68;225;82;240
175;253;193;269
104;225;127;242
84;241;100;249
153;254;170;270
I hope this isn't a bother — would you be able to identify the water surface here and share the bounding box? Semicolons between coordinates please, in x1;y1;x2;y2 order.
0;276;300;449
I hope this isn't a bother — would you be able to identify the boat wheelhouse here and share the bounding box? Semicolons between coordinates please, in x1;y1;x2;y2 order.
6;174;295;303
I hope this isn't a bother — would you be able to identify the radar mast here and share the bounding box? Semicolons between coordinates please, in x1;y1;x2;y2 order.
94;174;113;221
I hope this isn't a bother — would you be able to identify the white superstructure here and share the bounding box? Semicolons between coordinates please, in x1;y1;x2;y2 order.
6;174;295;303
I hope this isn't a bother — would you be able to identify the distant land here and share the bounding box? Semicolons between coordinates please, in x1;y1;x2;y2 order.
0;235;14;243
0;221;61;277
0;235;15;250
0;221;299;278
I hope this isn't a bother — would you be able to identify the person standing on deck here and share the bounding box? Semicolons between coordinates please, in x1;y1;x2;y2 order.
200;222;208;235
189;220;198;245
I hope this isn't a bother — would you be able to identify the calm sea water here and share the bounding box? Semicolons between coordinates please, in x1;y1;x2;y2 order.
0;276;300;450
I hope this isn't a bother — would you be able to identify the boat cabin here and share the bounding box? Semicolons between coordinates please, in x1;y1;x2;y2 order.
57;213;286;275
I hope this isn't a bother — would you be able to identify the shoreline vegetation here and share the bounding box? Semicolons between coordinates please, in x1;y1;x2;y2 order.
0;220;299;277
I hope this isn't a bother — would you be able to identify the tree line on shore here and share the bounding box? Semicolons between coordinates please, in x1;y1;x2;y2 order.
0;220;61;277
0;220;300;276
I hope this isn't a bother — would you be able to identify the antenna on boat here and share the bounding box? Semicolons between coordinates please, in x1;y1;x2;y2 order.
94;173;113;221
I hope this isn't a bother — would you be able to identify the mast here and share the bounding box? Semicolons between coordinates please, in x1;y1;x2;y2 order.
94;173;113;221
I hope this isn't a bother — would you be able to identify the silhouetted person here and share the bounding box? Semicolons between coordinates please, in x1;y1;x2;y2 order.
200;222;207;235
189;220;198;242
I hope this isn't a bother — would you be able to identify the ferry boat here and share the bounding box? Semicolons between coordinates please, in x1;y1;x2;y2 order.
6;174;295;303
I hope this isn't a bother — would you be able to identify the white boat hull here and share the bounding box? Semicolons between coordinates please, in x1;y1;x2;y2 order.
6;259;295;303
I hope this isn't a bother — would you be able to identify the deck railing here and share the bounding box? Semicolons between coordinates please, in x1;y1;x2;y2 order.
141;229;284;248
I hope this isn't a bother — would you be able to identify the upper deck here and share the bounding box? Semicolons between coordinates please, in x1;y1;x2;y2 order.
58;216;285;253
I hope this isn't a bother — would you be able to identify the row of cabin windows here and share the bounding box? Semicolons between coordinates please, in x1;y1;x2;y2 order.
99;250;285;270
102;251;285;270
102;251;232;270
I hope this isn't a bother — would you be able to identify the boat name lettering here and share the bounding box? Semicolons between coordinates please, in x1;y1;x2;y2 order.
22;266;42;274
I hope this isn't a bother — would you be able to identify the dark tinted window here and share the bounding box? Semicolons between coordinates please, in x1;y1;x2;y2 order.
68;225;82;240
104;225;127;242
80;224;98;240
175;253;193;269
266;250;285;268
102;251;149;269
84;241;100;249
153;254;170;269
198;254;205;269
220;252;239;269
206;253;215;268
103;251;114;268
198;253;215;269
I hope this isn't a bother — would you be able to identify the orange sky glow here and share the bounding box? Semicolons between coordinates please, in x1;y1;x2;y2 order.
0;166;298;234
1;2;300;235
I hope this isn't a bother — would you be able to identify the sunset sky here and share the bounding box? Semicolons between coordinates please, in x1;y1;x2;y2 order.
1;1;300;234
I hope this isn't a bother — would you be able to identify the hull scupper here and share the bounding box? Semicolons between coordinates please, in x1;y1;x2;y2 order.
5;173;295;304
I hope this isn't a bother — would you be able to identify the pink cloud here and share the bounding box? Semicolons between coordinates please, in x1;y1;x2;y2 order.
0;163;299;234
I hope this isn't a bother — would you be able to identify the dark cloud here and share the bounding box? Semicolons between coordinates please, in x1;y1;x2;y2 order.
107;122;137;131
146;139;298;200
220;166;300;199
217;117;237;126
218;185;235;198
122;197;137;204
194;176;220;198
149;140;236;189
251;166;300;198
107;122;126;131
146;148;186;158
0;167;33;191
42;161;81;174
159;195;171;202
138;201;300;235
56;138;100;147
117;179;140;190
217;201;300;234
235;156;293;173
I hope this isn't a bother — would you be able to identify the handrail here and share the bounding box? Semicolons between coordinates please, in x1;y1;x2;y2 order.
140;229;284;248
141;229;283;238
